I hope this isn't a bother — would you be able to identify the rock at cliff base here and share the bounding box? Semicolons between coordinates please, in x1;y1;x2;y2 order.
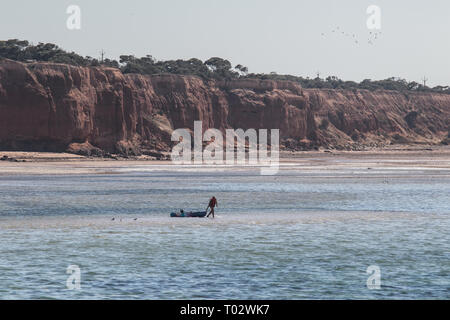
66;142;104;157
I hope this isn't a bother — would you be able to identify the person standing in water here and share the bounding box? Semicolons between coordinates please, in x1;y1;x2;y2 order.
206;196;218;218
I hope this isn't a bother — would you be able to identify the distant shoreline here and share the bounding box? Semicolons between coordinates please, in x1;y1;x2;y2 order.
1;145;450;162
1;145;449;176
1;144;449;162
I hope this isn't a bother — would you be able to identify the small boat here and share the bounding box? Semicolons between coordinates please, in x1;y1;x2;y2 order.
170;211;207;218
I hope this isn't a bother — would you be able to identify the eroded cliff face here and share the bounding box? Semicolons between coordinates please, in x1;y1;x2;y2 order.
303;88;450;149
0;59;448;156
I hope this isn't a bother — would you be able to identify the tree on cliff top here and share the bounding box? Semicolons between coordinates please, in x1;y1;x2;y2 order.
204;57;238;79
235;64;248;75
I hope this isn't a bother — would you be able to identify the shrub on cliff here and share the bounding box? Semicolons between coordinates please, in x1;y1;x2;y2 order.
405;111;419;128
392;134;410;144
0;39;30;60
0;39;90;66
242;73;450;94
319;119;329;130
0;39;119;68
119;55;239;80
3;39;450;93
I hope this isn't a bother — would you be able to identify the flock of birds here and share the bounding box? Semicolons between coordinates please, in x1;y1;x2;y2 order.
321;26;382;45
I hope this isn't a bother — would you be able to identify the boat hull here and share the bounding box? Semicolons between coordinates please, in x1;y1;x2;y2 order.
170;211;207;218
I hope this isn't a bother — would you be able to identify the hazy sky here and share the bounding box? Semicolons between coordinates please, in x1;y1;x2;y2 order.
1;0;450;86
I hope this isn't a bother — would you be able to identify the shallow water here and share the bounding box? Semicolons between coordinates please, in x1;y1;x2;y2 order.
0;163;449;299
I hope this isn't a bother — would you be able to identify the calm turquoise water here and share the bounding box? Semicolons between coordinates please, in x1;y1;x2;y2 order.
0;164;449;299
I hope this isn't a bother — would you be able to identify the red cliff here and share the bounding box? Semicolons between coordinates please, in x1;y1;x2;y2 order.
0;59;448;155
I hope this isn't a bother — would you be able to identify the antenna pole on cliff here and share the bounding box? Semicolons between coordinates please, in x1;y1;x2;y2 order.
422;76;428;87
100;49;105;63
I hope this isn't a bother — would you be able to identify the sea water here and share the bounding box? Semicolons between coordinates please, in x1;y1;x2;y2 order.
0;162;449;299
